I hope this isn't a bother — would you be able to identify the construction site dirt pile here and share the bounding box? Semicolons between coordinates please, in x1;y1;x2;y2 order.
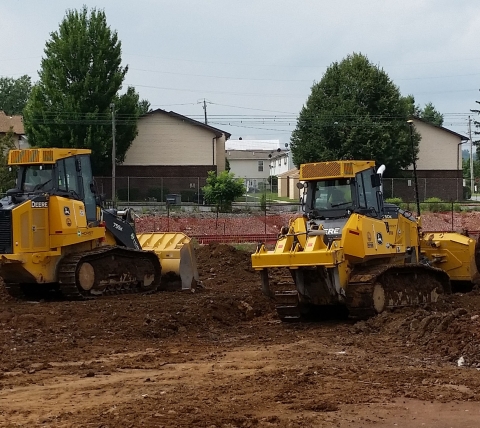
1;244;480;427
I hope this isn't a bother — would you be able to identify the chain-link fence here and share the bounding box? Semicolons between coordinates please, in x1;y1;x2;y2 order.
95;176;470;204
127;200;480;245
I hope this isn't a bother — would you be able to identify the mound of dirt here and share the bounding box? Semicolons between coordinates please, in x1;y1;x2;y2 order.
195;243;259;290
352;292;480;367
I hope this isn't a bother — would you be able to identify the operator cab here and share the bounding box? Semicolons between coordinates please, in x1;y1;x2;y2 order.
304;166;384;220
7;151;98;223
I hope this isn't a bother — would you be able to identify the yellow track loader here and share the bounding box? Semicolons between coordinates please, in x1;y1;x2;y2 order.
0;148;198;299
252;160;479;321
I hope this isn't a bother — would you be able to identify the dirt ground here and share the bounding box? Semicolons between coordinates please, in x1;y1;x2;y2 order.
1;244;480;427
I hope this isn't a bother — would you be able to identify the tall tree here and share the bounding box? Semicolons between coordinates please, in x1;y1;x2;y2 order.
419;102;443;126
137;99;151;116
0;130;17;192
23;7;146;175
290;53;420;176
0;75;32;115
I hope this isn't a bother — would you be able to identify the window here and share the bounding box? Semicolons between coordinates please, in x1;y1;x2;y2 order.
278;159;281;166
79;155;97;222
22;165;54;192
284;156;287;165
64;157;79;195
258;161;264;172
356;169;379;214
313;179;352;210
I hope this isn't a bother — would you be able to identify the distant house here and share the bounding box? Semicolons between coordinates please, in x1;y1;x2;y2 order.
268;149;295;177
102;109;231;201
277;168;300;199
0;111;27;148
385;117;468;201
225;149;272;191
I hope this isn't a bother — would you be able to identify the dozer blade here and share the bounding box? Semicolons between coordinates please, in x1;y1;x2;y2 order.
137;232;199;290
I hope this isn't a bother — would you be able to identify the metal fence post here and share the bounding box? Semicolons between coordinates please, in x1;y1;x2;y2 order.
264;200;267;235
127;176;130;203
167;202;170;231
197;177;200;204
451;202;454;231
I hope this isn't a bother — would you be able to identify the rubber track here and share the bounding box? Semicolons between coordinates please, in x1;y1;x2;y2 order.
57;246;161;300
273;263;451;322
345;263;451;318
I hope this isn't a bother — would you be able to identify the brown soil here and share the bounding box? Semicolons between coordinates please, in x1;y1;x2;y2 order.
1;244;480;427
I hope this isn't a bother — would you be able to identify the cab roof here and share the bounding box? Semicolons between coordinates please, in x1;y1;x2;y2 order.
300;160;375;180
8;148;91;165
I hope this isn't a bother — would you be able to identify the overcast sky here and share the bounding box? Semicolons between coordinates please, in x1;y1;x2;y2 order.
2;0;480;147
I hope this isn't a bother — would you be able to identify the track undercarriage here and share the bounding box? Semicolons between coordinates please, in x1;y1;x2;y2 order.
5;246;162;300
271;264;451;322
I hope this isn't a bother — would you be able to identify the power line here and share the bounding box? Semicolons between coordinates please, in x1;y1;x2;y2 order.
130;67;311;82
129;83;304;98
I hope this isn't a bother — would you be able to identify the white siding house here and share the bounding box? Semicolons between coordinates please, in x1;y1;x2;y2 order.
123;109;229;172
225;150;271;191
269;150;295;177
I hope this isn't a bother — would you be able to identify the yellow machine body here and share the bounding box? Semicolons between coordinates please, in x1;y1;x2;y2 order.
0;148;198;297
252;160;479;320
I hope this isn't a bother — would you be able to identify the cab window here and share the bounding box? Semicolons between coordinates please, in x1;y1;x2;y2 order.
22;165;54;192
57;158;80;196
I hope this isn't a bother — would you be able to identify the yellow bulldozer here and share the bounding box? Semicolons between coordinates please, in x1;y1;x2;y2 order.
252;160;479;321
0;148;198;299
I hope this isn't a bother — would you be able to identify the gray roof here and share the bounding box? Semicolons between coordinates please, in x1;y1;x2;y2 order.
226;149;273;160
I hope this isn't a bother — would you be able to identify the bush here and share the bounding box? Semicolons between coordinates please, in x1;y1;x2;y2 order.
203;170;245;212
260;193;267;211
385;197;403;206
463;186;472;200
420;197;450;213
384;197;410;210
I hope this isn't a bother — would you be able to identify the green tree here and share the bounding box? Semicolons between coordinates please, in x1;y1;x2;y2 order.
0;130;17;192
0;75;32;115
137;99;151;116
419;102;443;126
462;157;480;180
290;53;420;176
23;6;146;175
202;170;245;212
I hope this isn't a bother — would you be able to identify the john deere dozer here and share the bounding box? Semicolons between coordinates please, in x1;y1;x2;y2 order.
0;148;198;299
252;160;479;321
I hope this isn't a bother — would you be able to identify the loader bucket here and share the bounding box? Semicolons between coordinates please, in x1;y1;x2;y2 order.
136;232;199;290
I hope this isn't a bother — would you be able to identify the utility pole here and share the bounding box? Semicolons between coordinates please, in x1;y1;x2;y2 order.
203;98;208;124
110;103;116;207
407;120;421;217
469;115;474;193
